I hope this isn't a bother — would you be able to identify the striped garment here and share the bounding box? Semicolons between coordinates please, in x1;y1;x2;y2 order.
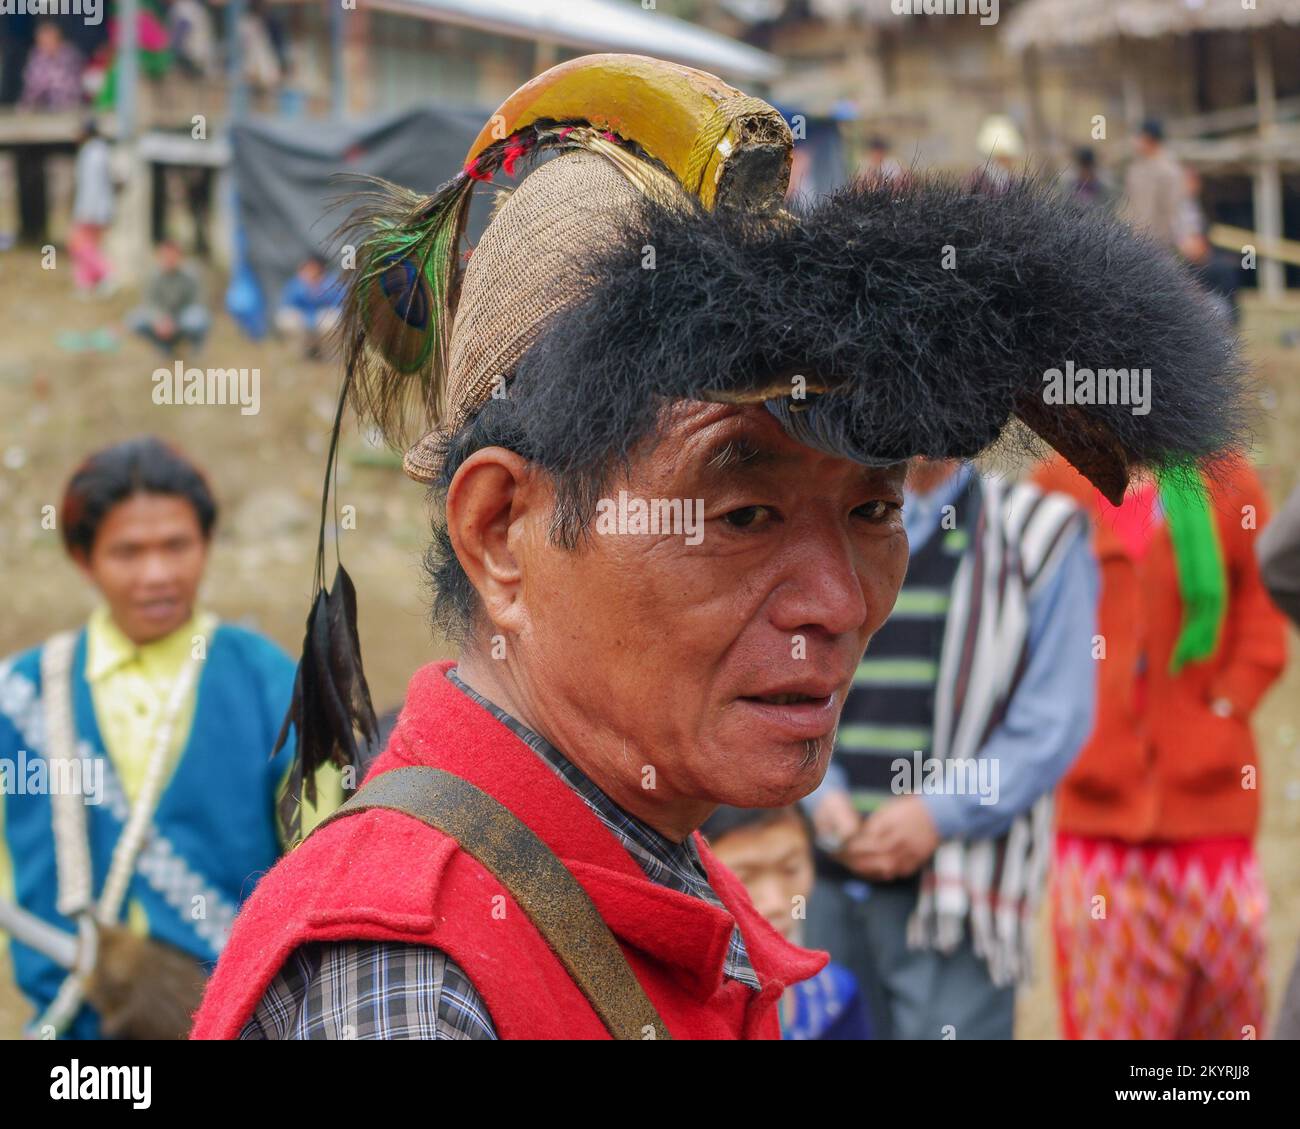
834;474;980;817
904;478;1086;987
240;668;758;1039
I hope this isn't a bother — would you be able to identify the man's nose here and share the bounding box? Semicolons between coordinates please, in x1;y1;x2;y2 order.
138;551;177;586
769;525;874;639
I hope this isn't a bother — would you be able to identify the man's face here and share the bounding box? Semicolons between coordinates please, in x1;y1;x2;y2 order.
77;493;209;644
505;402;908;812
708;815;815;942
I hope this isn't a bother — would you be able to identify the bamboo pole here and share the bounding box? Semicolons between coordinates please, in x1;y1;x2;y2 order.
1208;223;1300;270
1252;28;1286;298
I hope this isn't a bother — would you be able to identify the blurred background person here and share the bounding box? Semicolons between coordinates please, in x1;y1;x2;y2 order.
275;254;343;361
1178;166;1208;255
0;438;340;1038
1256;483;1300;1040
702;804;872;1041
166;0;218;80
860;136;904;185
806;458;1097;1039
127;239;210;355
1174;165;1240;325
19;20;85;112
69;119;115;298
1063;146;1115;212
1036;456;1286;1039
1122;119;1189;252
239;0;285;108
1180;226;1242;327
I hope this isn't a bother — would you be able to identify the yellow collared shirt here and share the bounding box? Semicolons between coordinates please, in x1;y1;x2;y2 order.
84;604;216;808
85;605;342;843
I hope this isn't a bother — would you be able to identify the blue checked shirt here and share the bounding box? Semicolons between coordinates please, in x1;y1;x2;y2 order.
240;667;758;1039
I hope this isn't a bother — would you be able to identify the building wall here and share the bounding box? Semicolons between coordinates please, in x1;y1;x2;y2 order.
364;16;537;115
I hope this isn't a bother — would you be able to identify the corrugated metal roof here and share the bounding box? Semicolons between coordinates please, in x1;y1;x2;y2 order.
370;0;783;81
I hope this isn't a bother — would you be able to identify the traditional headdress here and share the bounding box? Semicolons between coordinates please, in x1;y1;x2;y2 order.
274;53;1247;838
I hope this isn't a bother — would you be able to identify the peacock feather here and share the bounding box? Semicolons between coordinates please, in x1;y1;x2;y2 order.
336;171;477;446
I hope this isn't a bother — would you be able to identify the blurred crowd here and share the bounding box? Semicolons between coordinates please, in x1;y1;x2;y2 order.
1;3;292;114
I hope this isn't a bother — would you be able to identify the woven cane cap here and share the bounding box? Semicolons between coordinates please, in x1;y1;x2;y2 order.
403;151;668;483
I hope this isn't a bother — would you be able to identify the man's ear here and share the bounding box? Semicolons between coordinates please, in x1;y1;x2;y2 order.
445;448;540;636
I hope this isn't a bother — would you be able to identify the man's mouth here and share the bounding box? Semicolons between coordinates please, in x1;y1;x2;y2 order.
747;692;824;706
735;684;841;741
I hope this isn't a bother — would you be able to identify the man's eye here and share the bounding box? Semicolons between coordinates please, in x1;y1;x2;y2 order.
856;500;900;523
723;505;775;529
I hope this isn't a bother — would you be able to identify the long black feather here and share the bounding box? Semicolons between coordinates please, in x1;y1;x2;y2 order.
327;565;378;751
274;378;379;844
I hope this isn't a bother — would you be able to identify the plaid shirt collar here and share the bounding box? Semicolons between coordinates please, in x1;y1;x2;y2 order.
445;666;759;990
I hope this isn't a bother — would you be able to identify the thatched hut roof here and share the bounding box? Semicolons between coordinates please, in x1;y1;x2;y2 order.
1005;0;1300;53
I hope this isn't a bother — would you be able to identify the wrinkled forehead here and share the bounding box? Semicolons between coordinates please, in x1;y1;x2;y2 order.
631;400;910;492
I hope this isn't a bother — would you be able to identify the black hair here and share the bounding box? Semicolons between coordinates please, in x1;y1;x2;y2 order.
61;436;217;558
1074;146;1096;168
700;804;813;847
422;395;614;645
1140;118;1165;142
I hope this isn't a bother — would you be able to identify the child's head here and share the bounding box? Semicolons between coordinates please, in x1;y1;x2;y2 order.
701;805;815;942
156;239;184;271
299;254;328;284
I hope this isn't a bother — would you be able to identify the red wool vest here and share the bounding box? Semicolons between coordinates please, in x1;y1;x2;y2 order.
191;661;827;1039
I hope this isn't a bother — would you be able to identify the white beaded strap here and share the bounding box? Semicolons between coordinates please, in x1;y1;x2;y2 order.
32;620;213;1037
40;632;92;918
96;641;207;922
34;631;94;1037
31;916;96;1039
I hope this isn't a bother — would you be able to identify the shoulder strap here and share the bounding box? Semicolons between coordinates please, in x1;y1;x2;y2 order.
308;765;671;1041
41;630;92;919
37;630;99;1038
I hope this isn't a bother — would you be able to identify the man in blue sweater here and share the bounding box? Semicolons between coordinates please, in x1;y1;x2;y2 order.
0;437;340;1038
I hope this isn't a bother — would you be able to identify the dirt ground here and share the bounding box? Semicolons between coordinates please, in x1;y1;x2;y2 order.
0;253;1297;1039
